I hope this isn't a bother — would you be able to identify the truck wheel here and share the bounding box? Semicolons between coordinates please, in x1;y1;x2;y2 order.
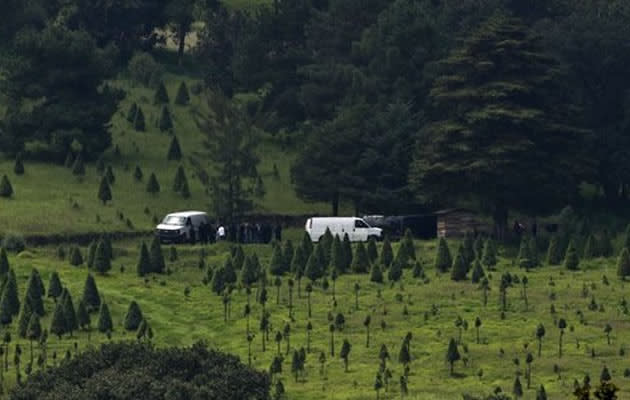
368;235;381;242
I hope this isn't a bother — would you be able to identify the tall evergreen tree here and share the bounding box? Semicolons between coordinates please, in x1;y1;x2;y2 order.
136;242;152;277
173;165;186;192
342;234;353;270
330;237;345;274
304;249;323;282
124;301;143;331
617;248;630;280
87;240;98;268
69;246;84;266
471;259;485;284
564;240;580;271
269;245;285;276
127;102;138;122
4;269;20;317
370;264;383;283
0;247;9;276
451;249;468;281
0;175;14;197
98;176;112;205
518;237;535;269
82;274;101;312
133;107;146;131
387;259;402;283
367;237;378;264
546;235;563;265
435;237;452;272
93;240;112;274
446;338;460;375
159;106;174;132
481;238;497;267
77;300;90;331
48;271;63;302
24;270;44;316
133;165;144;181
282;240;294;273
410;14;587;238
49;302;67;339
352;242;370;273
146;173;160;195
175;82;190;105
72;154;86;177
17;294;34;338
97;302;113;333
380;236;394;268
62;289;78;336
154;81;170;104
149;236;165;274
14;153;24;175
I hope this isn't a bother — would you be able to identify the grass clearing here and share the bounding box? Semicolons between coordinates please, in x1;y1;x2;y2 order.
0;237;628;399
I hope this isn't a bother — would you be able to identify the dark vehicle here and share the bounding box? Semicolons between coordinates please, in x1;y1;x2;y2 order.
362;215;437;240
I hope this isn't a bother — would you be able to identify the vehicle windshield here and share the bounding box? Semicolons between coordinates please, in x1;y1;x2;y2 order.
162;216;186;225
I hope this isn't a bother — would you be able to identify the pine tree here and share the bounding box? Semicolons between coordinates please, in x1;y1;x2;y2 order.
173;165;186;192
77;300;90;330
402;229;416;261
127;102;138;122
48;271;63;301
546;236;562;265
462;234;474;265
518;237;534;269
412;261;424;279
330;237;345;274
97;176;112;205
537;385;547;400
513;376;524;398
175;82;190;105
340;339;352;372
435;237;452;272
599;230;613;258
474;236;484;259
370;264;383;283
69;246;83;266
291;244;307;275
282;240;294;273
159;106;173;132
82;274;101;312
105;165;116;185
583;234;597;259
62;289;78;336
136;242;152;277
269;245;285;276
96;156;105;175
149;236;165;274
0;175;14;197
94;240;111;274
133;165;143;181
134;106;145;131
49;302;67;339
529;237;539;267
380;236;394;268
211;267;226;295
471;259;485;284
304;250;323;282
146;173;160;195
351;242;370;273
154;81;169;104
481;238;497;267
446;338;460;375
224;257;237;285
240;255;259;288
0;249;8;281
564;240;580;271
320;229;334;267
4;269;20;316
617;248;630;280
168;136;183;163
124;301;143;331
302;231;314;259
71;154;85;176
388;259;402;283
24;270;44;316
26;313;41;362
101;234;113;261
97;302;113;333
367;237;378;264
451;248;468;281
17;294;34;338
14;153;24;175
342;234;352;270
64;151;75;168
232;246;245;270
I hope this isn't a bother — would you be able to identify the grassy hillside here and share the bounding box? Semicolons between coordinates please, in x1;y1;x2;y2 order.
0;72;342;236
0;237;629;399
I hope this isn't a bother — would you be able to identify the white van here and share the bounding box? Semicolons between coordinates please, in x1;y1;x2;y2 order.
156;211;210;243
305;217;382;242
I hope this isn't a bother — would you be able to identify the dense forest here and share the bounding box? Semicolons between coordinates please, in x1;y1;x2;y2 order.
1;0;629;233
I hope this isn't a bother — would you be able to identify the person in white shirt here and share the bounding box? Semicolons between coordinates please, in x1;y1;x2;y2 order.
217;225;226;241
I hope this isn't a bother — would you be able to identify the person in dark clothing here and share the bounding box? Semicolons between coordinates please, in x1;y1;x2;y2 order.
208;223;216;244
274;223;282;242
532;220;537;237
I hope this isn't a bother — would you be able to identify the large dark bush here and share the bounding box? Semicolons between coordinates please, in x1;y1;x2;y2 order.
10;342;270;400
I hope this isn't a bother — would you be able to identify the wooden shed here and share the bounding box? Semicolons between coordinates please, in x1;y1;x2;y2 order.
435;208;488;238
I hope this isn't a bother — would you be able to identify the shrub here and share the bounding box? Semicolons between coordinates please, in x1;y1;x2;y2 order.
167;136;182;161
564;240;580;271
351;242;370;273
127;102;138;122
481;238;497;267
617;248;630;280
124;301;143;331
133;165;143;181
14;153;24;175
146;173;160;195
380;236;394;268
128;52;163;87
69;246;84;266
133;107;146;131
370;264;383;283
547;235;563;265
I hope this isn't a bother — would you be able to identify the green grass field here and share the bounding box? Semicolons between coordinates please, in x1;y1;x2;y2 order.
0;236;628;399
0;72;342;236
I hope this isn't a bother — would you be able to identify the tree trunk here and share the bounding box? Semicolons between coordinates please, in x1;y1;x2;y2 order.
332;192;339;216
177;26;187;66
538;338;542;357
308;294;311;318
366;328;370;348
